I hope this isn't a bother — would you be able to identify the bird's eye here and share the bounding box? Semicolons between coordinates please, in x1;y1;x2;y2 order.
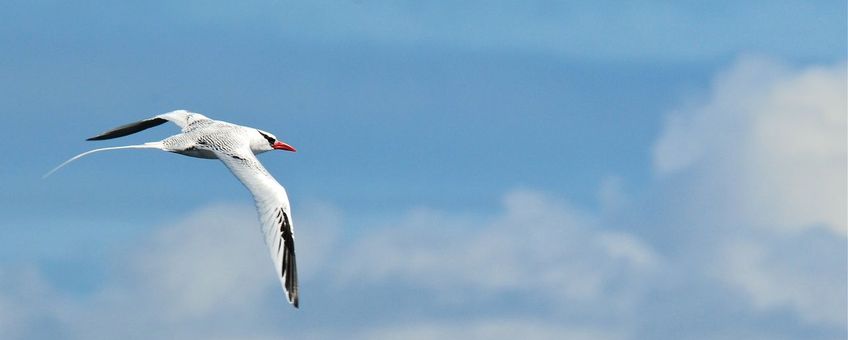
257;130;276;144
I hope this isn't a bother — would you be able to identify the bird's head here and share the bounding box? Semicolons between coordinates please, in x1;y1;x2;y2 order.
251;129;297;154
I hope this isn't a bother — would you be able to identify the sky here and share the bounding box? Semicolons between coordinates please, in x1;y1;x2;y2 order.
0;1;846;339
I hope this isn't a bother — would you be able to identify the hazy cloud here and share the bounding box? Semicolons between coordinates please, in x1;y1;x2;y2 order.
337;189;659;308
654;56;847;235
718;231;846;326
0;190;658;339
0;203;339;339
654;56;847;327
357;319;624;340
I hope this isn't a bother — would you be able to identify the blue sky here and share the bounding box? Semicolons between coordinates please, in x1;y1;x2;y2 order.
1;1;846;339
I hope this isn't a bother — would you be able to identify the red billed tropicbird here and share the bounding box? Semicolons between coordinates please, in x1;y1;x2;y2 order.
46;110;300;308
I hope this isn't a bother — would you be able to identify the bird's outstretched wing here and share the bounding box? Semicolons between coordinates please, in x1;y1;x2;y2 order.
87;110;211;141
210;147;299;308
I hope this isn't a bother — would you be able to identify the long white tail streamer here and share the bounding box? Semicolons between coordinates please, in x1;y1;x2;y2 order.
44;142;164;178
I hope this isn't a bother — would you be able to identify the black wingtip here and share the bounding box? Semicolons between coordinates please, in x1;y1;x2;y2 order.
279;210;299;309
285;254;299;309
87;117;168;141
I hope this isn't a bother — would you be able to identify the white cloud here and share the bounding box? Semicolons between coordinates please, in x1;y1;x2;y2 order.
0;202;344;339
653;56;847;327
0;266;64;339
357;319;624;340
127;204;273;320
337;189;659;309
54;204;285;338
654;56;847;235
718;232;847;326
0;192;654;339
597;175;628;213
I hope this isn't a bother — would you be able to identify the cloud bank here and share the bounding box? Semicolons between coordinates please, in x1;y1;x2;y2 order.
653;55;846;330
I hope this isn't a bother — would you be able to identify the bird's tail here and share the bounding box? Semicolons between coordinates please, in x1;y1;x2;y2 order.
43;142;165;178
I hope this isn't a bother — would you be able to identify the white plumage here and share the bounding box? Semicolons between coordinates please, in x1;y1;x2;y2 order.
47;110;300;308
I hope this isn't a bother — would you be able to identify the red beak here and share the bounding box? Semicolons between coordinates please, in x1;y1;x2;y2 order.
272;141;296;152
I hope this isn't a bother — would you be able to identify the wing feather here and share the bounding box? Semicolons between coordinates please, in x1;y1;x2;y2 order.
210;147;299;308
86;118;169;141
86;110;211;141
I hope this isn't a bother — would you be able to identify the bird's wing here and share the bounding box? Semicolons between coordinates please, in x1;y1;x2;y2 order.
86;110;211;141
209;146;299;308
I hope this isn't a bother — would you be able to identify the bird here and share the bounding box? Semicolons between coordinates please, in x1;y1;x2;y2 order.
46;110;300;308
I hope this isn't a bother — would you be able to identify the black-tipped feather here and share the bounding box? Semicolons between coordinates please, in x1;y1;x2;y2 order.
280;211;298;308
87;117;168;141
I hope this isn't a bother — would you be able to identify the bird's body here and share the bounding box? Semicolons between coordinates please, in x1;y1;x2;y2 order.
47;110;300;308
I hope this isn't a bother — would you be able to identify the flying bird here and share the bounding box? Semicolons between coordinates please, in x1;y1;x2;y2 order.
46;110;300;308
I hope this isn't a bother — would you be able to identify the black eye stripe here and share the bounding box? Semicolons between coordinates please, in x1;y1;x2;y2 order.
257;130;275;144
